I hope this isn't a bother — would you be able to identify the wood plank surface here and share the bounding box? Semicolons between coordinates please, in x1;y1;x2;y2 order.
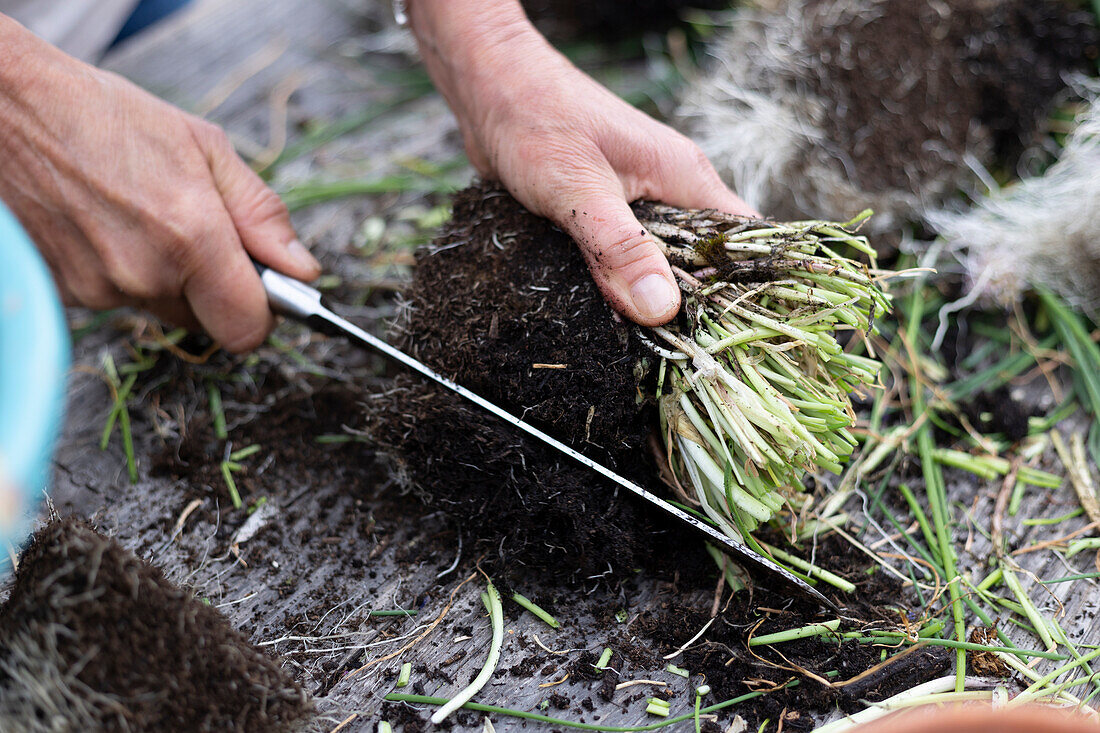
22;1;1100;731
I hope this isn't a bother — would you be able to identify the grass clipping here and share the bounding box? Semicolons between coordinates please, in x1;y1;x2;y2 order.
638;205;890;559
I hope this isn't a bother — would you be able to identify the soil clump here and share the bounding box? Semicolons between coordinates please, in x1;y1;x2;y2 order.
367;182;707;584
0;517;312;732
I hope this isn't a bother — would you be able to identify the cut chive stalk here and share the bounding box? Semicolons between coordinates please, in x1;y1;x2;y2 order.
749;619;841;646
512;592;561;629
645;698;671;717
645;210;891;584
396;662;412;688
431;579;504;724
666;664;690;678
595;648;613;670
386;681;799;732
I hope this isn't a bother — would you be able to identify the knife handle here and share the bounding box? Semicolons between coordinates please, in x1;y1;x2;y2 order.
252;260;326;323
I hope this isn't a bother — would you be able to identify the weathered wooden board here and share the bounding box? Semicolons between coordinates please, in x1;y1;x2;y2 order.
21;0;1100;731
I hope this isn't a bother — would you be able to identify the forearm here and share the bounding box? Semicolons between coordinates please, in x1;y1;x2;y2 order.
0;16;40;146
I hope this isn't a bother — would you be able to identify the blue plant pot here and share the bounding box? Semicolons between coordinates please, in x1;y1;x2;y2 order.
0;202;69;550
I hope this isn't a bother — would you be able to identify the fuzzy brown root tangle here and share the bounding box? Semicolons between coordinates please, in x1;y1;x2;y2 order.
0;518;313;733
676;0;1099;240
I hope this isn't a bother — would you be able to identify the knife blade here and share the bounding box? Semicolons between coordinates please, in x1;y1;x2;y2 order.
255;264;838;611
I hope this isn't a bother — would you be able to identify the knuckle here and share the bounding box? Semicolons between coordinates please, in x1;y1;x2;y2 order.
513;129;574;169
239;184;290;227
679;135;707;161
512;135;550;168
97;247;164;301
193;119;230;150
663;133;710;172
162;196;224;273
598;228;656;268
71;277;124;310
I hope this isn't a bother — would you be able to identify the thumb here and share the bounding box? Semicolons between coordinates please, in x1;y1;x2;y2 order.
192;120;321;281
556;190;680;327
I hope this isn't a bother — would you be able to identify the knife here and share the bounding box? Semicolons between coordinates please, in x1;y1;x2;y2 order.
255;264;838;611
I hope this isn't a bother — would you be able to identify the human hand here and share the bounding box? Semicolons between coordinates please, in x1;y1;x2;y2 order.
0;15;320;352
408;0;757;326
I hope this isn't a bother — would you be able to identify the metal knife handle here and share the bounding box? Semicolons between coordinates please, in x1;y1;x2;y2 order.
254;262;325;322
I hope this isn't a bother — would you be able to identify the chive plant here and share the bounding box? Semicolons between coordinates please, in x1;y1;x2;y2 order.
640;207;890;575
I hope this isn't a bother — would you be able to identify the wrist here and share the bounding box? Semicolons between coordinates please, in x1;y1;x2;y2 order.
407;0;556;122
0;17;48;173
0;16;79;124
407;0;540;62
0;16;38;91
0;16;96;183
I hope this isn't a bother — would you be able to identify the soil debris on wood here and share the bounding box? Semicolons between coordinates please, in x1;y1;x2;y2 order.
0;517;312;732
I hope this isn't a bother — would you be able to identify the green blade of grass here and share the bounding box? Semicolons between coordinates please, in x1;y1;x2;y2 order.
229;444;262;461
281;174;461;211
207;381;228;440
749;619;841;646
118;394;137;484
261;85;433;175
907;285;967;692
221;461;242;509
845;633;1066;660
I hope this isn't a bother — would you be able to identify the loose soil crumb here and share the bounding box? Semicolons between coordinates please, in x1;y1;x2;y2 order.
0;518;312;732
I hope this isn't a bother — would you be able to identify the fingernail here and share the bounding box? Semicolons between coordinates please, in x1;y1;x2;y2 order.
630;273;678;321
287;239;321;273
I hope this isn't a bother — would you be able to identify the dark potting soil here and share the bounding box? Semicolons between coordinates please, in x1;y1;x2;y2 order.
0;517;312;732
800;0;1099;193
960;385;1036;444
367;182;708;584
154;369;378;510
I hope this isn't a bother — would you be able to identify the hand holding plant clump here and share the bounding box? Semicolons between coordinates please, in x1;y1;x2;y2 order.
637;205;890;561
